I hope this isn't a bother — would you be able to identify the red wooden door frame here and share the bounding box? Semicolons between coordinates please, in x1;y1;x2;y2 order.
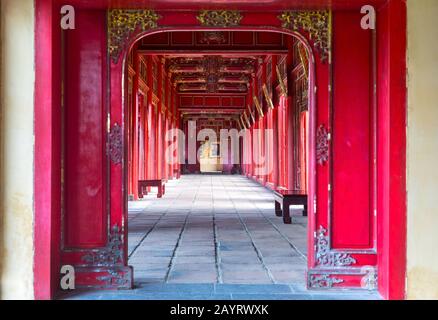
33;1;407;300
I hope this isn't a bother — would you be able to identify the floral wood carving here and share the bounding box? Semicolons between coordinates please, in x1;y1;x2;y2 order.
278;11;330;63
197;10;243;27
82;225;124;266
309;274;343;288
316;125;329;165
361;267;378;290
97;269;131;287
108;9;161;63
199;31;227;44
108;123;123;164
315;226;357;267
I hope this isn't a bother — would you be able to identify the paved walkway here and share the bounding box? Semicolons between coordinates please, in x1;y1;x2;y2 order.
128;174;308;286
60;174;380;300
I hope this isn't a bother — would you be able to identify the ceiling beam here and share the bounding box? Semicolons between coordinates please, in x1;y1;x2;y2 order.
139;50;288;56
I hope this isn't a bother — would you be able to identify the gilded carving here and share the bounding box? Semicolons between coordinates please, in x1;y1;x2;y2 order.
199;31;227;44
240;115;247;130
262;84;274;109
315;226;357;267
249;109;256;123
108;9;161;63
82;225;124;266
316;125;329;165
97;269;131;287
243;111;251;127
108;123;123;164
197;10;243;27
309;274;343;288
276;65;288;97
278;11;330;62
361;267;378;290
253;96;264;118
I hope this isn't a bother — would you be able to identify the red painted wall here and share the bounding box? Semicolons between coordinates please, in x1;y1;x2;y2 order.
33;3;407;299
332;12;374;249
63;10;108;247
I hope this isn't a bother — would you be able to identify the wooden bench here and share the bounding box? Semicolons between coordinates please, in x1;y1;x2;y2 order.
138;179;166;198
273;189;308;224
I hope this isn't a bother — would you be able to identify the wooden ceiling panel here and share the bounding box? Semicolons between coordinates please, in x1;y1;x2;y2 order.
163;55;260;94
139;31;286;51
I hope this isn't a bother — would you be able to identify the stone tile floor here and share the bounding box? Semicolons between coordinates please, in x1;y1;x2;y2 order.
59;174;380;300
129;174;308;286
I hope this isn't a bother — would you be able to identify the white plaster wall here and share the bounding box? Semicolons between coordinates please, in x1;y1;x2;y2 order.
0;0;35;299
407;0;438;300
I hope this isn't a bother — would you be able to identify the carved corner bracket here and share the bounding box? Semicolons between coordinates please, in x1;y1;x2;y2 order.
315;226;357;267
108;9;161;64
361;267;378;290
82;225;124;266
197;10;243;27
243;111;251;127
253;96;264;118
97;268;132;288
276;65;288;97
239;115;247;130
262;84;275;109
278;11;330;63
249;108;256;123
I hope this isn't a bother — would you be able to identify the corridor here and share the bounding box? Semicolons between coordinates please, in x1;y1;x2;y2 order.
128;174;308;286
60;174;380;300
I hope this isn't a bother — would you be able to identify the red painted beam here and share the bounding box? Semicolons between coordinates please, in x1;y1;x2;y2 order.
132;52;140;199
53;0;387;11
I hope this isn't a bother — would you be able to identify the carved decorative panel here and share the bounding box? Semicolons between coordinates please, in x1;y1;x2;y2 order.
199;31;227;44
108;123;123;164
82;225;124;266
97;268;131;287
309;274;343;289
108;9;161;63
197;10;243;27
361;267;378;290
167;56;255;93
315;226;356;267
316;125;329;165
278;11;330;62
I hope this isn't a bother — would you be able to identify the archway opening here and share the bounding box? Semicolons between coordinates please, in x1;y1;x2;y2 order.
124;30;313;294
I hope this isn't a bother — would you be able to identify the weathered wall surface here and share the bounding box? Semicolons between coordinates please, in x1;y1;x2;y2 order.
406;0;438;300
0;0;35;299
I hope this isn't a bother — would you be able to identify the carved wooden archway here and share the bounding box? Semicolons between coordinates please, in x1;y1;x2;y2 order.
62;9;378;292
